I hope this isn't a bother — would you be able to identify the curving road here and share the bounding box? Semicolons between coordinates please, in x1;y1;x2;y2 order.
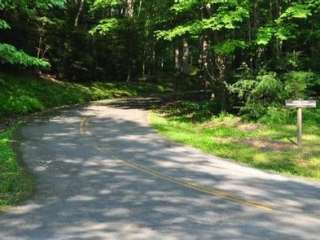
1;98;320;240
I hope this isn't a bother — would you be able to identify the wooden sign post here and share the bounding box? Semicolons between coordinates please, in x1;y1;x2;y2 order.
286;100;317;147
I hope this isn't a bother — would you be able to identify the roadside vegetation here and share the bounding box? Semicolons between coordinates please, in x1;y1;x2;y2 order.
0;127;33;209
0;73;170;118
151;101;320;180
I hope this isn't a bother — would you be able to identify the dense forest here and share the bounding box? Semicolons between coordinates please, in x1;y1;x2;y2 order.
1;0;320;119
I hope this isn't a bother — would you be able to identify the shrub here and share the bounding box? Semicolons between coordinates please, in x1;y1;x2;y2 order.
283;71;318;99
232;71;285;120
259;107;294;125
232;70;319;121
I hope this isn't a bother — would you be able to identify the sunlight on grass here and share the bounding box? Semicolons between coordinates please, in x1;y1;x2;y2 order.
150;111;320;180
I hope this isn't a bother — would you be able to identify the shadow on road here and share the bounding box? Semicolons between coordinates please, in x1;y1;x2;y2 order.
1;100;320;239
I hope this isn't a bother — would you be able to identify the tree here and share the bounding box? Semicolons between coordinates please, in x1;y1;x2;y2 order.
0;0;65;68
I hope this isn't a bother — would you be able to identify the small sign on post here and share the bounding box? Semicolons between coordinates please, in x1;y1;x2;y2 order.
285;99;317;147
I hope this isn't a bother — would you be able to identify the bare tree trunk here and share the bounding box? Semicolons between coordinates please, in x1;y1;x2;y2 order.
37;35;43;58
275;0;282;60
138;0;143;16
74;0;85;27
215;55;227;110
37;22;45;59
253;0;259;69
126;0;134;18
202;36;209;69
126;68;131;82
125;0;135;82
141;49;146;80
175;45;181;73
182;38;189;74
142;61;146;79
199;35;210;88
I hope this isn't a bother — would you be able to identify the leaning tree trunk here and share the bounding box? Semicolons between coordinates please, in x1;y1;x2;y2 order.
74;0;85;27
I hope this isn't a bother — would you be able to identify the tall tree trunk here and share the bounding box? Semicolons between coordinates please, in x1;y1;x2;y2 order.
141;48;146;80
201;35;210;88
125;0;134;82
74;0;85;27
182;38;189;74
275;0;282;60
253;0;259;69
138;0;143;16
215;55;227;110
175;44;181;73
37;35;43;58
126;0;134;18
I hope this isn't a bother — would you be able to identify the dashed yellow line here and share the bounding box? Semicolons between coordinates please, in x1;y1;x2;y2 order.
94;140;273;212
119;159;274;212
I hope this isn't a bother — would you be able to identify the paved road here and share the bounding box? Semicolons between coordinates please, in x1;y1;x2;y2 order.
1;98;320;240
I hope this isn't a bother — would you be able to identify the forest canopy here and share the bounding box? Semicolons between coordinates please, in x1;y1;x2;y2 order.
0;0;319;119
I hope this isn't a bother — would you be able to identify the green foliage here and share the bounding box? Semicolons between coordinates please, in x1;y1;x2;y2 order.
156;5;249;41
35;0;66;9
232;70;319;120
256;26;274;46
259;107;293;125
0;0;319;124
253;73;283;101
213;39;247;55
259;107;320;126
278;3;312;21
0;19;10;29
283;71;317;99
232;72;284;119
92;0;121;9
256;25;295;46
171;0;200;13
0;0;65;68
0;44;50;68
89;18;121;36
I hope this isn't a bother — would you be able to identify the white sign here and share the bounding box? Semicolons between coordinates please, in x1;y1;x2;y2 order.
286;100;317;109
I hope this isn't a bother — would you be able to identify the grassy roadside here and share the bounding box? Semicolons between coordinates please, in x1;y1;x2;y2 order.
0;127;33;209
150;103;320;180
0;73;171;118
0;73;171;208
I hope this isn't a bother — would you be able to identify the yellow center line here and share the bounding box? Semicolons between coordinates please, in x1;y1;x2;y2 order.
94;140;273;212
119;158;274;212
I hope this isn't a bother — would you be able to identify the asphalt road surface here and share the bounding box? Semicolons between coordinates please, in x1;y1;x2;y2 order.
1;98;320;240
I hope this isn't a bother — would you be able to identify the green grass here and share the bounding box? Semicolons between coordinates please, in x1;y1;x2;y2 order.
150;103;320;180
0;73;171;117
0;127;33;209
